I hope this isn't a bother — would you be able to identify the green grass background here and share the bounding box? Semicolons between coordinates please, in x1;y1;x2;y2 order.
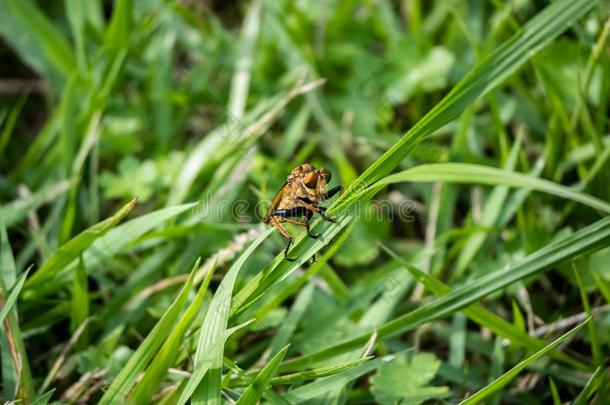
1;0;610;403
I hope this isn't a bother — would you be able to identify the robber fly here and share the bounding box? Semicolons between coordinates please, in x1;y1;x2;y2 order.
264;163;343;261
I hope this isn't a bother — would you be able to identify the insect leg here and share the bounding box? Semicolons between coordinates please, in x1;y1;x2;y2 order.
322;185;344;201
269;215;297;261
270;207;320;238
298;201;337;223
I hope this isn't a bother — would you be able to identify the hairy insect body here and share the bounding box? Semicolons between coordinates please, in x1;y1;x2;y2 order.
265;163;342;261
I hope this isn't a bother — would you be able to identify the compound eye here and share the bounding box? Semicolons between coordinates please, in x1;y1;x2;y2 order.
320;168;331;182
304;172;318;189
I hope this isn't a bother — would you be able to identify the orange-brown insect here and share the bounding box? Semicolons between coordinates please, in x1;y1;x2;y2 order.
264;163;343;261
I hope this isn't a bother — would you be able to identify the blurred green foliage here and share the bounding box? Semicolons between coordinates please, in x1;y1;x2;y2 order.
1;0;610;403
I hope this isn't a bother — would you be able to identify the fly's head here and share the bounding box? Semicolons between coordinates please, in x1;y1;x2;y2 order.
302;167;332;203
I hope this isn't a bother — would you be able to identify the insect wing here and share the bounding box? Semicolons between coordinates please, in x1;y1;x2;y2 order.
265;181;286;223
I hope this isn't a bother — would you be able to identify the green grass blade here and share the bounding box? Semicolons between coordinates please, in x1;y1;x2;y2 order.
190;229;273;404
573;265;602;367
280;216;610;371
26;202;196;297
380;243;589;371
227;0;261;119
0;270;28;326
371;163;610;214
129;259;217;404
26;198;136;287
454;133;522;277
0;219;35;402
573;366;605;405
4;0;76;77
281;355;389;402
340;0;600;190
267;283;315;359
549;378;561;405
235;344;289;405
105;0;132;47
228;0;599;323
269;357;372;386
31;388;56;405
176;321;255;405
98;258;200;405
458;320;589;404
70;256;89;337
0;180;71;228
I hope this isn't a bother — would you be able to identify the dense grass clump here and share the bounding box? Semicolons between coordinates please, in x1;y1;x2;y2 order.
1;0;610;403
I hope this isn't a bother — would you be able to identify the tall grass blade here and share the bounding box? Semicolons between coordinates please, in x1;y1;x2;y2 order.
458;319;589;404
98;259;200;405
235;344;289;405
26;198;136;287
280;216;610;370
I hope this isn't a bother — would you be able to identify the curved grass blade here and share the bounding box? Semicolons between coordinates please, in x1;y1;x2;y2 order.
380;243;589;371
454;133;522;278
0;270;29;325
228;0;600;322
4;0;75;77
31;388;55;405
98;258;200;405
0;180;71;228
189;228;273;404
235;344;289;405
26;198;137;287
176;320;255;405
25;202;196;297
371;163;610;214
334;0;600;194
458;319;589;404
282;355;390;403
129;259;218;404
279;216;610;371
269;357;372;386
0;217;35;402
573;366;605;405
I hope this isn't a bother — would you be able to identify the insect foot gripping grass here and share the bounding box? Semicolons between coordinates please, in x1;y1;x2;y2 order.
264;164;343;262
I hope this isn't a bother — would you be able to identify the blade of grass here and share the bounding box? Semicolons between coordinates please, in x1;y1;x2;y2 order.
454;132;522;278
129;259;218;404
269;357;372;386
266;283;315;360
4;0;76;77
105;0;132;48
190;228;274;404
279;215;610;371
235;344;289;405
549;378;561;405
1;180;71;228
573;265;602;366
176;320;255;405
31;388;56;405
335;0;600;193
281;355;391;402
70;256;89;340
26;198;136;287
380;243;589;371
227;0;261;119
0;218;35;402
573;366;605;405
98;258;201;405
370;163;610;214
229;0;601;322
0;270;29;326
25;202;197;297
458;319;589;404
